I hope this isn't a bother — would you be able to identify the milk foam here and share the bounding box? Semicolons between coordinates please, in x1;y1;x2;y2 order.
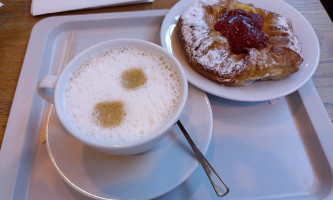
64;47;182;145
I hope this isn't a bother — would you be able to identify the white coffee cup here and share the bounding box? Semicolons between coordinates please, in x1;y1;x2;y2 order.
37;39;188;155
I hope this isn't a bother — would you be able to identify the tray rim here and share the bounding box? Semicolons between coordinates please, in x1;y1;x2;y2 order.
0;9;333;200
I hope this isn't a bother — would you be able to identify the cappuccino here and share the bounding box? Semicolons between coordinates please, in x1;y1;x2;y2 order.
64;47;183;145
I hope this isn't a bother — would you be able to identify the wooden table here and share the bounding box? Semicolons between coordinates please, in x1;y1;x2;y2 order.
0;0;332;148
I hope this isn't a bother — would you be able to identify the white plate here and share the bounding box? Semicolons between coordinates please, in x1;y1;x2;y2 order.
46;84;213;200
160;0;320;102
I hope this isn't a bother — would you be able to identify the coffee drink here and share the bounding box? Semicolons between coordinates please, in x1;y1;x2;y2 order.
64;46;183;145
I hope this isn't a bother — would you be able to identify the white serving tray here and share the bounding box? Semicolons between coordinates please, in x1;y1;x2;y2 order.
1;10;333;200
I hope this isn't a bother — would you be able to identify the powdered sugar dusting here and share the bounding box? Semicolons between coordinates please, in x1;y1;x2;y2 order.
272;16;302;54
181;0;243;76
179;0;302;80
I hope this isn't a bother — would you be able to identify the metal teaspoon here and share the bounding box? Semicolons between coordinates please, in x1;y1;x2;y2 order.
176;120;229;197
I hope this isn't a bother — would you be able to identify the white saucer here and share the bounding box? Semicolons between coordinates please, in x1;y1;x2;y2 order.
160;0;320;102
46;84;213;200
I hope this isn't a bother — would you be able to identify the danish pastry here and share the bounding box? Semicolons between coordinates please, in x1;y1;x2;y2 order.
177;0;303;86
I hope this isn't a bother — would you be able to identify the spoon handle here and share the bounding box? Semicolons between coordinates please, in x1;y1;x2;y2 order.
177;120;229;197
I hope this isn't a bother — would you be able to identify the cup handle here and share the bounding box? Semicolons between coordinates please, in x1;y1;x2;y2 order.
37;75;58;104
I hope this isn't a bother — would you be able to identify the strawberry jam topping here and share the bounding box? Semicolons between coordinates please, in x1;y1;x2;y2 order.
214;9;268;54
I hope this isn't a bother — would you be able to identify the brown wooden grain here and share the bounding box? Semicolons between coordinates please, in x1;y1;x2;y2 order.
0;0;332;148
